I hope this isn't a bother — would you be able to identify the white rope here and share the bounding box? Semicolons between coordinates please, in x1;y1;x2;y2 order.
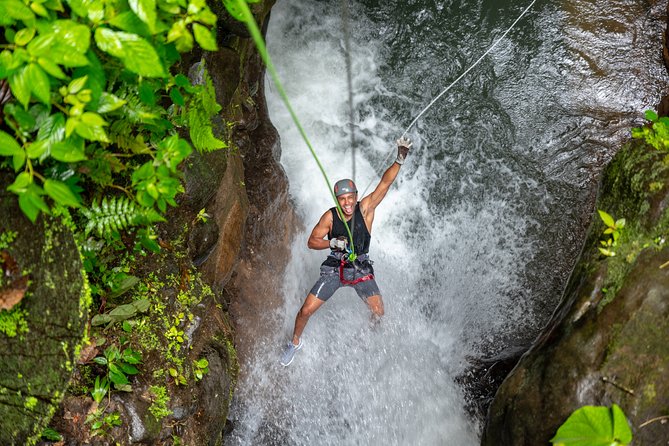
360;0;537;196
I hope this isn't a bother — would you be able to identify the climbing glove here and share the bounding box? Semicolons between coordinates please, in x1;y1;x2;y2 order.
395;136;412;165
329;236;348;252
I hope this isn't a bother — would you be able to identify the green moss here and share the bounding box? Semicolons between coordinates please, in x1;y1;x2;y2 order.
593;142;669;309
224;336;239;404
148;385;172;421
24;396;38;410
0;230;17;250
0;306;29;337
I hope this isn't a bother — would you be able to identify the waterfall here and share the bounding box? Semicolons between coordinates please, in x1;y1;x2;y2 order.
227;0;668;444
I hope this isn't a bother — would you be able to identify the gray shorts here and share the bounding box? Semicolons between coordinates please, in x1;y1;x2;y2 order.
309;264;381;302
310;265;381;301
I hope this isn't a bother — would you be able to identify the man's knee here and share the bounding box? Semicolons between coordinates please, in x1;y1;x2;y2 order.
298;305;315;319
298;294;323;319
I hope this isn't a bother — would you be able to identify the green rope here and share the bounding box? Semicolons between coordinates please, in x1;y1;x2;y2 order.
233;0;357;259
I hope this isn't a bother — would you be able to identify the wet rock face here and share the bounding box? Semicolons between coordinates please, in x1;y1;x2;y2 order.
482;143;669;445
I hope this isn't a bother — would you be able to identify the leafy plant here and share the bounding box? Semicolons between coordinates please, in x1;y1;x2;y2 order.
91;298;150;327
81;196;164;238
86;409;122;438
91;375;109;404
40;427;62;442
597;210;625;257
195;208;210;224
632;110;669;151
551;404;632;446
93;345;142;391
148;385;172;421
168;366;187;386
0;0;226;228
193;357;209;381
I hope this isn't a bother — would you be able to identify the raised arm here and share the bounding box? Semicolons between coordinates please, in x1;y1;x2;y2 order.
361;137;412;213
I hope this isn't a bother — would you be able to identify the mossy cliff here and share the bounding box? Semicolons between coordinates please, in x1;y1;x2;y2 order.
482;141;669;445
0;1;296;444
0;180;89;445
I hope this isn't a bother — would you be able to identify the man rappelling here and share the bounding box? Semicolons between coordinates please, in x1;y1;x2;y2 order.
280;137;412;366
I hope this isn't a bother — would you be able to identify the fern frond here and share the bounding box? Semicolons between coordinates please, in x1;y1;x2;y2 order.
81;196;165;236
188;67;226;153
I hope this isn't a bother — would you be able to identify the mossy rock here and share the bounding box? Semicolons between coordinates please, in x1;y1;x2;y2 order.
482;142;669;445
0;185;88;445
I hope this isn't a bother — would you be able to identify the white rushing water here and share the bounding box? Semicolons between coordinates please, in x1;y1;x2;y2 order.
227;0;668;444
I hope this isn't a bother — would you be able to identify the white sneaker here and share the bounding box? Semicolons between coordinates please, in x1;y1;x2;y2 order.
279;338;303;366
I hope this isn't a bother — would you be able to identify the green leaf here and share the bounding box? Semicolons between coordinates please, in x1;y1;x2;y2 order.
615;218;626;229
597;210;615;228
598;247;615;257
109;11;152;36
551;405;632;446
128;0;157;33
4;103;35;130
0;130;23;156
108;365;130;385
91;314;112;326
94;28;166;77
14;27;36;46
51;139;87;162
71;112;108;142
36;112;65;145
41;427;62;441
174;74;190;88
132;298;150;312
26;63;50;104
97;92;126;113
107;304;138;320
119;362;139;375
611;404;633;444
9;66;31;108
93;356;108;365
193;8;217;26
166;20;193;52
26;140;48;159
121;347;142;364
193;23;217;51
31;20;91;67
30;2;48;17
222;0;246;21
12;150;25;171
37;57;66;79
18;185;50;223
170;88;184;106
38;20;91;54
645;109;658;122
109;274;140;298
0;0;35;22
67;75;88;95
7;171;31;193
44;179;81;207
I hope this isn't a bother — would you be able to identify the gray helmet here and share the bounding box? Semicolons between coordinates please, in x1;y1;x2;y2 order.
333;179;357;197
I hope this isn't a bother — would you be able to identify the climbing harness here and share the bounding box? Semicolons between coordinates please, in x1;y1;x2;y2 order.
339;254;374;285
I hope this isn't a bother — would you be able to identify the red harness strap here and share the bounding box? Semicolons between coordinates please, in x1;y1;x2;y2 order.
339;256;374;285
